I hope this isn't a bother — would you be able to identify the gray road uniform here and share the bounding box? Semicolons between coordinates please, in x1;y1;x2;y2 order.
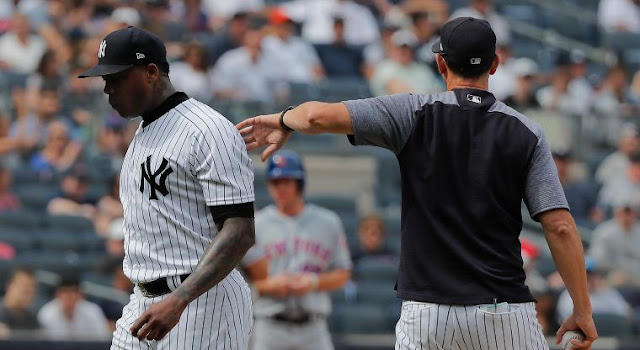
251;204;352;350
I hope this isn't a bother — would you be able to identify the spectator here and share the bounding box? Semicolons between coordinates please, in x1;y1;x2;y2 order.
173;0;209;33
209;11;251;65
281;0;380;46
169;40;212;101
596;124;640;184
37;275;110;339
363;20;401;79
211;28;288;103
598;153;640;213
556;257;633;325
553;150;600;227
409;11;440;70
28;120;81;176
565;50;594;106
369;29;443;96
503;57;540;110
314;17;366;78
0;13;46;73
536;63;589;116
589;197;640;287
450;0;510;45
592;65;633;144
351;213;395;265
46;170;97;219
25;50;65;112
0;267;39;333
262;8;325;83
202;0;264;30
598;0;640;33
94;174;123;237
91;117;128;175
488;43;516;101
0;166;20;213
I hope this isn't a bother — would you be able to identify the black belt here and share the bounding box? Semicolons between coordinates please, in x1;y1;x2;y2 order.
138;274;190;298
269;311;323;325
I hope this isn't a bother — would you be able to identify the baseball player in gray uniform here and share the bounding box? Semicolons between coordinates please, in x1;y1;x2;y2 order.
79;27;256;349
238;18;597;350
250;150;352;350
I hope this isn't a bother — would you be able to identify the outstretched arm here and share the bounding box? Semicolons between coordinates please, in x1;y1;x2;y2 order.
236;102;352;161
130;216;255;341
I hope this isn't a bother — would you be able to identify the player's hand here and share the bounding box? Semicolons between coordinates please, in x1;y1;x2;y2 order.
263;273;292;298
555;312;597;349
288;273;318;296
130;295;187;341
236;113;292;162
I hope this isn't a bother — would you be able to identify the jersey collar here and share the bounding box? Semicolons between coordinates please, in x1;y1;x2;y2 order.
140;91;189;127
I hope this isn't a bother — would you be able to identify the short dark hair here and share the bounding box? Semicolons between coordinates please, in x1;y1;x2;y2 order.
57;275;80;289
444;56;493;79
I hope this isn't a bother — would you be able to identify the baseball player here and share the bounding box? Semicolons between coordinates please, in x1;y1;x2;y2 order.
238;17;598;350
250;150;352;350
78;26;256;349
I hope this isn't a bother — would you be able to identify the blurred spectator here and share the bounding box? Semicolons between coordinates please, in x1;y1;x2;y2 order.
110;6;142;28
239;244;269;288
209;11;251;65
37;275;110;339
0;267;39;332
363;20;401;79
94;174;123;237
598;0;640;33
173;0;209;33
281;0;379;45
91;117;128;174
262;8;325;83
565;50;594;106
202;0;264;30
409;11;440;72
450;0;510;46
596;124;640;184
46;170;97;220
28;120;81;176
0;241;15;260
520;239;555;334
211;28;288;102
370;29;443;96
503;57;540;110
0;13;46;73
536;63;590;116
141;0;184;59
553;151;600;226
592;65;633;143
25;50;65;112
589;198;640;287
400;0;449;28
488;43;516;101
10;87;69;157
315;17;366;78
169;40;212;101
598;153;640;213
351;213;395;265
555;257;632;325
0;166;20;213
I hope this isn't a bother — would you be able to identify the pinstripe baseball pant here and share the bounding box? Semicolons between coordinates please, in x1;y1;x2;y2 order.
111;270;253;350
395;301;548;350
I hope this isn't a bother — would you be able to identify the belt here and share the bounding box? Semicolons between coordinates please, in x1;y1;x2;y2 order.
269;311;323;325
138;274;190;298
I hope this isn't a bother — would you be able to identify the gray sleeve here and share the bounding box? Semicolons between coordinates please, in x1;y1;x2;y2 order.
344;93;427;154
328;214;353;271
524;131;570;219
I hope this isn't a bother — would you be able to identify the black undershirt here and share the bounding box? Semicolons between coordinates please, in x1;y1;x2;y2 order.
140;91;189;127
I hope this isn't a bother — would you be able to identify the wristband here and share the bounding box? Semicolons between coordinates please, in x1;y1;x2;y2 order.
279;106;295;132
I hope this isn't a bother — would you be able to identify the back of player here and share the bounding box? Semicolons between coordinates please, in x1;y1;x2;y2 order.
250;151;352;350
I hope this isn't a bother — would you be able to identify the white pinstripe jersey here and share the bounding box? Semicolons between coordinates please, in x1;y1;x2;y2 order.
120;96;255;283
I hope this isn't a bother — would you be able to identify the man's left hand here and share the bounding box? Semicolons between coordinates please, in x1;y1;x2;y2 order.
130;295;188;341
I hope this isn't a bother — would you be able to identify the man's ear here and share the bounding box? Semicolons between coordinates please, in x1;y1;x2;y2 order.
146;63;161;81
436;54;447;76
489;54;501;75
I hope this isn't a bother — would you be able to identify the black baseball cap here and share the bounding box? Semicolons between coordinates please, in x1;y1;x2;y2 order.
432;17;496;74
78;26;168;78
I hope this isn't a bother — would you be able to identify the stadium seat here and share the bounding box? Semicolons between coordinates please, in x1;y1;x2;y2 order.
592;313;633;338
356;280;398;304
14;184;57;212
354;257;398;282
15;251;82;275
0;211;40;232
331;302;389;334
0;231;35;252
307;195;357;216
35;231;86;252
315;78;372;102
44;214;96;234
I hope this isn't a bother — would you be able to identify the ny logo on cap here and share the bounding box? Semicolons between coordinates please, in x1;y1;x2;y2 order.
98;40;107;58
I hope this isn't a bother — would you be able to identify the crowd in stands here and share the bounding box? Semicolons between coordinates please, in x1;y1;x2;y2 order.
1;0;640;342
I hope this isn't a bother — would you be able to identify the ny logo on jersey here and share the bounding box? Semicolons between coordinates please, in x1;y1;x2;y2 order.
98;40;107;58
140;155;173;200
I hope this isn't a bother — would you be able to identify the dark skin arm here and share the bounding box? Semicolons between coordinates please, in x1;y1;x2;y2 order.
130;215;255;341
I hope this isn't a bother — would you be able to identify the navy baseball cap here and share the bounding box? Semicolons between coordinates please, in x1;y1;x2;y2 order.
432;17;496;74
266;150;305;181
78;26;168;78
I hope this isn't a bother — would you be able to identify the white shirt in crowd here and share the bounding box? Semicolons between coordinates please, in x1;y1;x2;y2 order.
0;32;46;73
598;0;640;33
37;299;110;339
262;35;322;83
450;6;511;45
169;62;211;101
201;0;264;19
